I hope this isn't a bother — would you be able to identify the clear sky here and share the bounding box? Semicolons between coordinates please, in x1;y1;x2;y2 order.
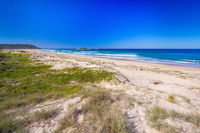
0;0;200;48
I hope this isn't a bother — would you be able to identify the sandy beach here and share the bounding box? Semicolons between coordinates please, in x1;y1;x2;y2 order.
1;0;200;132
2;49;200;133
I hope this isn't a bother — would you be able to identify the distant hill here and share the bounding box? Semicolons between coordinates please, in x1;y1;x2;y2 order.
77;48;91;50
0;44;39;49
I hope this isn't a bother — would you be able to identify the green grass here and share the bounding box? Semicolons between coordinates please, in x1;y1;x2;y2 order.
0;52;114;133
147;106;200;133
0;53;114;110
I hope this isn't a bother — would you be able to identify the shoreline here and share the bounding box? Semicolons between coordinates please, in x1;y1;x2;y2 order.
35;49;200;72
37;49;200;69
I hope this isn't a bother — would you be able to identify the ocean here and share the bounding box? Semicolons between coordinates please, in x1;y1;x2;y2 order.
42;49;200;68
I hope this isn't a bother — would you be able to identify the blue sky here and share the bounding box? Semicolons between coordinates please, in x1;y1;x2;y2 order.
0;0;200;48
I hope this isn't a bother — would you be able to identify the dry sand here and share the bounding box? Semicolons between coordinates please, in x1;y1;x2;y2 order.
6;49;200;133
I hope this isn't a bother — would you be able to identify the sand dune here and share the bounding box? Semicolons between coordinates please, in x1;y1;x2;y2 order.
3;49;200;133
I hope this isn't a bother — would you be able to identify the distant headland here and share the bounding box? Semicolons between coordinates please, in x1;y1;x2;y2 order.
0;44;39;49
77;48;91;50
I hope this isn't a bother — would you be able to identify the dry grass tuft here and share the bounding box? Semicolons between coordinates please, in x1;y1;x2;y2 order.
33;109;58;121
167;95;176;103
100;107;130;133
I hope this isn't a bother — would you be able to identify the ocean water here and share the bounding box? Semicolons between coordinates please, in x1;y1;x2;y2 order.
42;49;200;68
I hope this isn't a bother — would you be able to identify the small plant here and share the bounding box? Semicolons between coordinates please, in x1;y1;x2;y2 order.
148;106;167;122
167;95;176;103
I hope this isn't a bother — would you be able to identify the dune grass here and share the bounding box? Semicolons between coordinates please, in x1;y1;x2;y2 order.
147;106;177;133
0;52;114;133
147;106;200;133
0;112;28;133
0;53;114;110
57;87;130;133
33;109;58;121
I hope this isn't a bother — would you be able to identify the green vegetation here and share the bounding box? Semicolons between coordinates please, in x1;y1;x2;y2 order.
0;52;114;133
147;106;200;133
